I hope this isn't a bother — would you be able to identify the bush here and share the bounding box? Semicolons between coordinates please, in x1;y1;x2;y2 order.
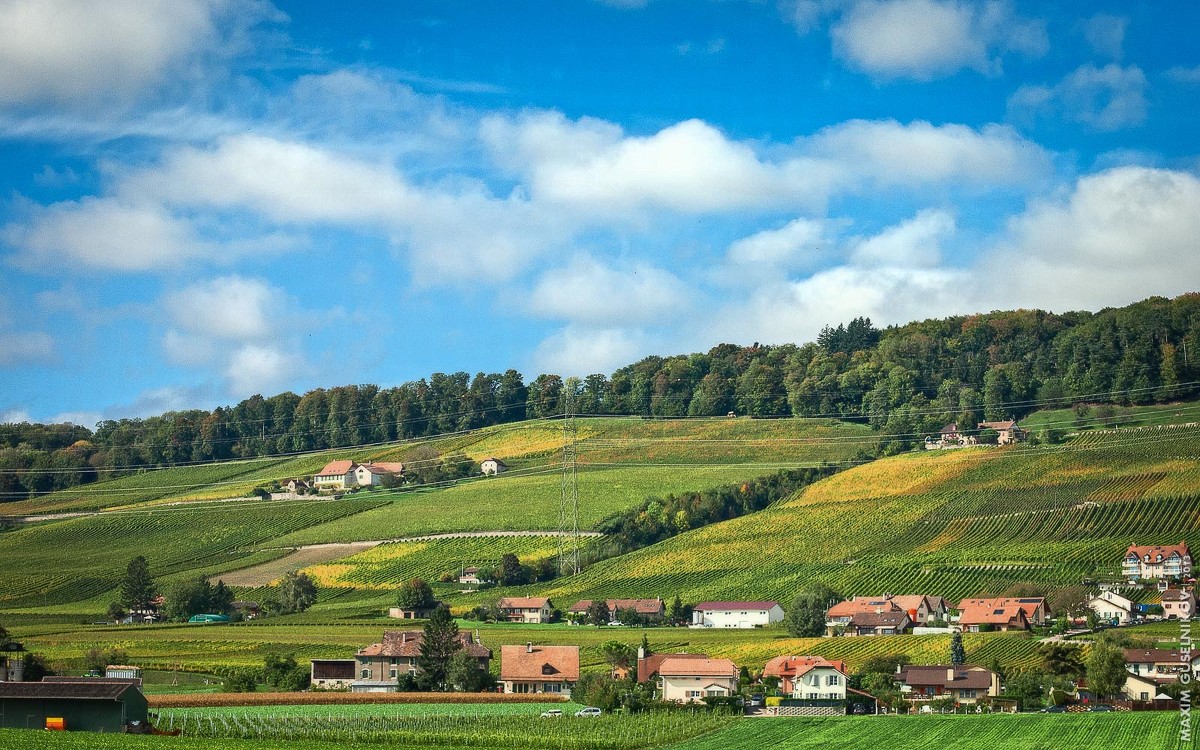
765;696;783;707
221;668;260;693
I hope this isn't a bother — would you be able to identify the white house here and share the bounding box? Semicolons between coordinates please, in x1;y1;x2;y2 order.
1161;588;1196;619
497;597;554;624
313;460;355;490
691;601;783;628
313;460;404;490
788;663;848;701
1087;590;1135;625
480;457;508;476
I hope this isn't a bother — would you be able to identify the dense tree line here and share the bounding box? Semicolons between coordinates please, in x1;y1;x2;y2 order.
2;294;1199;500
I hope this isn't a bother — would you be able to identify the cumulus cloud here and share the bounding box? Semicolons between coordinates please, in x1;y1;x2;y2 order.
527;257;693;325
225;343;290;396
1009;64;1148;131
532;326;646;377
849;209;954;268
165;275;277;341
0;408;32;424
0;331;55;366
981;166;1200;311
829;0;1046;80
727;218;831;268
0;0;274;110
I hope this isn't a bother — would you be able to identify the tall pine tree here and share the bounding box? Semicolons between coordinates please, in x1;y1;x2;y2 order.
417;606;461;691
119;556;157;612
950;630;966;666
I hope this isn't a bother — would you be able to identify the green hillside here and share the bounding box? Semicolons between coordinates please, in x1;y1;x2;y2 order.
524;424;1200;605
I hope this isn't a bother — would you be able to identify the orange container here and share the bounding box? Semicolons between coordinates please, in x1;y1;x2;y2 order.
45;717;66;731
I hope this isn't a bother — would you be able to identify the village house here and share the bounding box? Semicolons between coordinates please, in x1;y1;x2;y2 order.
655;656;739;703
1124;648;1200;685
895;665;1002;705
956;602;1030;632
231;600;261;620
566;598;665;624
636;648;710;687
1087;590;1136;626
1123;542;1193;582
847;611;912;636
480;458;508;476
497;597;554;624
1161;588;1196;619
283;478;309;494
957;597;1046;628
310;659;356;690
691;601;783;628
762;655;847;697
457;567;481;585
312;460;405;491
354;630;491;689
924;424;977;450
826;594;947;634
499;643;579;695
977;420;1025;445
1123;670;1166;703
387;602;443;620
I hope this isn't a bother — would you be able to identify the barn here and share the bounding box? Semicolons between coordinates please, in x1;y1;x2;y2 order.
0;681;148;732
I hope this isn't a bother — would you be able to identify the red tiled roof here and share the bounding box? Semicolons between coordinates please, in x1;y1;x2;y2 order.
763;655;846;678
827;598;900;618
957;603;1029;627
1161;589;1194;602
693;601;779;611
498;597;550;609
637;652;709;684
372;462;405;473
1125;542;1191;560
317;460;354;476
978;420;1018;430
500;645;579;681
657;657;737;678
957;597;1044;619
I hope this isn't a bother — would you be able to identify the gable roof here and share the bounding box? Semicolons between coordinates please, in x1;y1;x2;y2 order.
693;601;779;611
957;603;1029;627
827;597;901;618
657;657;737;678
1126;542;1191;561
1124;648;1200;665
498;597;550;609
371;462;405;473
481;457;507;466
567;598;664;615
897;665;996;690
1161;588;1195;602
957;597;1044;618
978;420;1019;430
357;630;490;659
850;611;911;629
763;655;847;678
637;652;710;684
0;682;139;700
500;645;579;682
317;460;354;476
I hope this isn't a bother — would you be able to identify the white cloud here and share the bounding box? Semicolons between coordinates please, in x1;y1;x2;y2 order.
807;119;1050;188
0;408;32;424
727;218;830;267
1009;64;1148;132
982;166;1200;311
532;326;645;377
225;343;290;396
0;331;55;365
849;209;954;268
165;275;276;341
1082;14;1127;60
0;0;271;110
5;198;212;271
829;0;1046;80
1165;65;1200;84
527;257;692;325
48;410;103;428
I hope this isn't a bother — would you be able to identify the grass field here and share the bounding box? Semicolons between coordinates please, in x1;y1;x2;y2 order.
668;713;1191;749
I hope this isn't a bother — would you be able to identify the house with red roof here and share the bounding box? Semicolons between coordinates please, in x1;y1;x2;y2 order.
313;460;404;491
353;630;490;691
566;598;664;623
957;597;1046;627
826;594;947;634
313;460;356;490
691;601;783;628
763;655;847;697
656;656;739;703
499;644;579;695
977;420;1025;444
497;597;554;624
956;601;1031;633
1123;542;1192;582
636;648;710;685
848;610;912;636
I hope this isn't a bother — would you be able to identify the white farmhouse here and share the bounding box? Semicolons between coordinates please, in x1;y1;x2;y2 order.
691;601;783;628
480;457;508;476
1087;590;1135;625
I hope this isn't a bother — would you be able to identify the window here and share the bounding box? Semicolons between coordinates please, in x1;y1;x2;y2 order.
389;668;397;678
686;690;701;698
513;683;530;694
361;668;370;679
545;683;560;693
827;675;841;686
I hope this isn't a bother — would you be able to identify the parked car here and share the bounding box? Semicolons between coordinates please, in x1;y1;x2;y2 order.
746;694;764;708
575;707;602;717
1040;704;1068;713
1089;704;1114;712
540;709;563;718
850;703;868;715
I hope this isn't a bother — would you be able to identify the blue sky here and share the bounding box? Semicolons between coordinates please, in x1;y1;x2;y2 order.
1;0;1199;426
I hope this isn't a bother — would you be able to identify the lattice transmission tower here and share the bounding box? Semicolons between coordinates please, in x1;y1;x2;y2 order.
557;379;580;576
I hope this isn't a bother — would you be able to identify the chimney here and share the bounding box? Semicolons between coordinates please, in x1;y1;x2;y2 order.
402;633;407;644
526;641;533;653
637;646;645;660
947;667;956;682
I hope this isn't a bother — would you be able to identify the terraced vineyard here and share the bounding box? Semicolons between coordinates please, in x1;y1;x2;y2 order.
529;426;1200;605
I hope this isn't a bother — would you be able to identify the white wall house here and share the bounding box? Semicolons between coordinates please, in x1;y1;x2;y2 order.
1123;542;1192;582
691;601;783;628
480;458;507;476
1087;590;1135;625
656;657;739;703
789;665;847;701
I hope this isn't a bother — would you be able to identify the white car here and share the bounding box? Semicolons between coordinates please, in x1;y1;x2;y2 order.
575;707;602;717
540;709;563;718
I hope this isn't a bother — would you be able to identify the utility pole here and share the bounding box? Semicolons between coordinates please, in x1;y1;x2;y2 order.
558;378;581;576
